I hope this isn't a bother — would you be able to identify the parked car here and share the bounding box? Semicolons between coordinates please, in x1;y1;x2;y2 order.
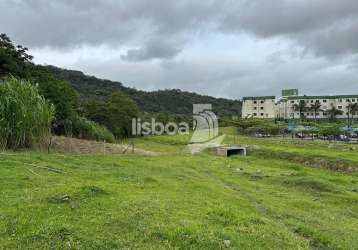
339;134;348;141
254;132;271;138
296;133;305;138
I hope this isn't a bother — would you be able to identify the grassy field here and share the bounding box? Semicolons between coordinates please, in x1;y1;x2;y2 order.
0;128;357;249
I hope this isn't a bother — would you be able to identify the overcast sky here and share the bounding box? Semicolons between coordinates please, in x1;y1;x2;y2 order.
1;0;358;99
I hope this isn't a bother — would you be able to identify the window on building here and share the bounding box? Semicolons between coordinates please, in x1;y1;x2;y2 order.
253;101;257;104
323;99;327;103
323;112;327;116
254;107;257;110
352;99;356;102
339;99;342;102
291;100;295;104
338;106;342;109
260;107;264;110
346;99;350;102
260;100;264;104
260;113;264;116
253;113;257;116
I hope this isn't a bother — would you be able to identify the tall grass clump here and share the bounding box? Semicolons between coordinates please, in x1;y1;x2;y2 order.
0;77;54;149
73;116;115;143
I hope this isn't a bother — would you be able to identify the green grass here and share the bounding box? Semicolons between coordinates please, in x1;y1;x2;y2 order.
0;129;357;249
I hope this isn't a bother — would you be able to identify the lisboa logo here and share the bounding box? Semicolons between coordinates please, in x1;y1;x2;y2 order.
188;104;225;154
132;104;225;154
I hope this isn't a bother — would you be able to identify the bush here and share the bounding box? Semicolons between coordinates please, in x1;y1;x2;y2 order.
72;116;115;143
0;78;54;149
317;124;342;137
233;118;285;135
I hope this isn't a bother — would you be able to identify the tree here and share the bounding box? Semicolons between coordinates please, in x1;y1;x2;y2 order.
352;103;358;124
317;124;341;141
0;33;33;78
106;91;140;137
326;104;343;121
84;100;109;126
310;101;322;122
293;100;308;120
28;65;79;134
347;102;358;127
85;91;140;138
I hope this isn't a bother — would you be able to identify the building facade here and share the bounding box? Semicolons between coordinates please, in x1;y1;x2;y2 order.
242;90;358;119
241;96;276;118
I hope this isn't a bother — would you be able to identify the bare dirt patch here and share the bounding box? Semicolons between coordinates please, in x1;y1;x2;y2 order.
38;136;159;156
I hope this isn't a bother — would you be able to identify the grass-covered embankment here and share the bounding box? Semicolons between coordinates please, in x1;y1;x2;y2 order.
0;130;357;249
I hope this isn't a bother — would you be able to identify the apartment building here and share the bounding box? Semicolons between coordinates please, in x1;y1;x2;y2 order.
279;95;358;120
242;89;358;119
241;96;276;118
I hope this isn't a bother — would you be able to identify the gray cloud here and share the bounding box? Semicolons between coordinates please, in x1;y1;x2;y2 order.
221;0;358;57
0;0;220;60
2;0;358;58
1;0;358;98
0;0;139;47
121;39;183;62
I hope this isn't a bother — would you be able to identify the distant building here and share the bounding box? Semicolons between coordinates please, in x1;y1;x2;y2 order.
241;96;276;118
242;89;358;119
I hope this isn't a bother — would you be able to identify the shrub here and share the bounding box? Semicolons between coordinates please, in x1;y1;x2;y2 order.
317;124;342;137
72;116;115;143
0;77;54;149
242;123;285;135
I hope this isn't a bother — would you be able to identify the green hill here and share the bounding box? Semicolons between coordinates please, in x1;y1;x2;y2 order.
47;66;242;117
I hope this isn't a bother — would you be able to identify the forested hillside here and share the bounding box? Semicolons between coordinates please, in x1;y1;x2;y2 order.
47;66;242;117
1;32;241;143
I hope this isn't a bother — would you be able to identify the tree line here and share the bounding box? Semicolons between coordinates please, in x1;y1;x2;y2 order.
0;33;140;147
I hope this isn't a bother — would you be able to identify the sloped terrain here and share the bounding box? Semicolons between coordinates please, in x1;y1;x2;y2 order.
47;66;242;117
0;131;357;249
